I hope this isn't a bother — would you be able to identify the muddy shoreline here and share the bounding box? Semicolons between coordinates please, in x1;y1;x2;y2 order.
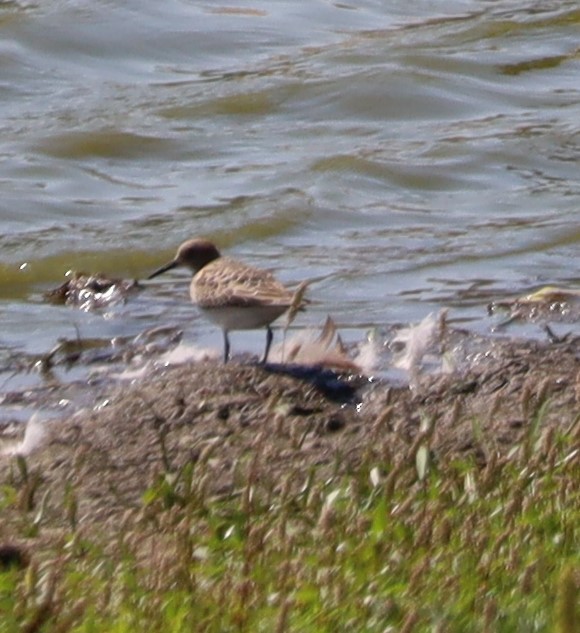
1;331;579;538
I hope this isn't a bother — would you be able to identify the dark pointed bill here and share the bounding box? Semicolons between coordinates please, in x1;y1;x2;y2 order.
147;260;179;280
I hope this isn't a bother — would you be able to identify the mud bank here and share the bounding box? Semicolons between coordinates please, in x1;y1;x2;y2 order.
1;333;578;536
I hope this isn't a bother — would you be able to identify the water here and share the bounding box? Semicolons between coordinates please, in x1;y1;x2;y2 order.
1;0;579;416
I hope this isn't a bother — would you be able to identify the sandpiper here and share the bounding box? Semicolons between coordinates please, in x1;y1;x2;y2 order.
148;238;304;363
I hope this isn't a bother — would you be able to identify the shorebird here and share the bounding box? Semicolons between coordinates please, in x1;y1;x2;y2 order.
148;239;305;363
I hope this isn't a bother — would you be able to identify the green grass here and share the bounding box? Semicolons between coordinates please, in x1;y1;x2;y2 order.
1;417;578;632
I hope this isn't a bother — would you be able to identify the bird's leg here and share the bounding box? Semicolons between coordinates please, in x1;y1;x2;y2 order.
223;330;231;363
261;326;274;364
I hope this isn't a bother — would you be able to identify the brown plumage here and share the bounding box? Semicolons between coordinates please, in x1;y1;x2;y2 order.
148;239;304;363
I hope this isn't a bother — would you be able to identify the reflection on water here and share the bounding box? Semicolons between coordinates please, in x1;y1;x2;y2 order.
0;0;579;413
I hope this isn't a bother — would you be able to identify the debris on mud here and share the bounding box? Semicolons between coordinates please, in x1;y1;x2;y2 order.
488;285;580;324
44;271;141;310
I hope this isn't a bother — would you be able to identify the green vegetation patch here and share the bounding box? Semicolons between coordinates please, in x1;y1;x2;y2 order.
1;410;578;632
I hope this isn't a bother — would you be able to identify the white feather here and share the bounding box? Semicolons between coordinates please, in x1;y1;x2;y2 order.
393;312;440;374
2;413;47;456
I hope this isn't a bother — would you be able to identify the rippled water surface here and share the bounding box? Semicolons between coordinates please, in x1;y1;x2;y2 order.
1;0;579;411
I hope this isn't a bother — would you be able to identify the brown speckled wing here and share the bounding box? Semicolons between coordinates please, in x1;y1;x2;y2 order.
192;257;294;309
